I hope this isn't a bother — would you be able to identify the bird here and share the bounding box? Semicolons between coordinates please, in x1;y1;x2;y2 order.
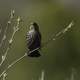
26;22;41;57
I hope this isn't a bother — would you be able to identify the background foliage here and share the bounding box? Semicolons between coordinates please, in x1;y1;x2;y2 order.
0;0;80;80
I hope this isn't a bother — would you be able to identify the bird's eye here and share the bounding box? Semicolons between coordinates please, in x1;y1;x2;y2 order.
30;25;34;30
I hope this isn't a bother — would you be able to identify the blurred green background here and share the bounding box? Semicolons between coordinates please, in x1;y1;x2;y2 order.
0;0;80;80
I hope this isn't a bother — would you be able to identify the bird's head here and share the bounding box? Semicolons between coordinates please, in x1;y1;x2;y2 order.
29;22;39;31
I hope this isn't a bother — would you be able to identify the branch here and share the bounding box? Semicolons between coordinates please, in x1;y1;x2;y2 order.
2;72;7;80
0;15;21;67
0;10;15;48
39;70;45;80
0;47;40;78
0;47;9;66
9;16;20;44
0;25;2;35
43;21;74;46
55;21;74;38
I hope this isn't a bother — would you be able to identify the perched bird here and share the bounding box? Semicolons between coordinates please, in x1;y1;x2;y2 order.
26;22;41;57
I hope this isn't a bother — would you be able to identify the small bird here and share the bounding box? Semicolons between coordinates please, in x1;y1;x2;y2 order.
26;22;41;57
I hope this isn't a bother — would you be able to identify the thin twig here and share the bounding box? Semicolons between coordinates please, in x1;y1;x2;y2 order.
39;70;45;80
0;25;2;35
0;10;15;67
2;72;7;80
43;21;74;46
0;15;21;67
55;21;74;37
0;47;9;66
0;47;40;78
0;10;15;48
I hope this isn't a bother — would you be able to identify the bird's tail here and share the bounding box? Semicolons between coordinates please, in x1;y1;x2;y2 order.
28;50;41;57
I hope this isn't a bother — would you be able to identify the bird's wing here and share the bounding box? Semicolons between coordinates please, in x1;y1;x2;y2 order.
26;31;36;48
